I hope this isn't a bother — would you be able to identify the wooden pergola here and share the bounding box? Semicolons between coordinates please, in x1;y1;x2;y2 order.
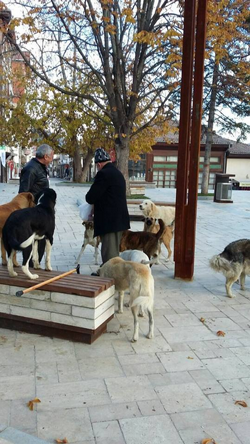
174;0;208;280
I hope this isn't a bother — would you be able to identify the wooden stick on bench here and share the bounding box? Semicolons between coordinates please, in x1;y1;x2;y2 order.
15;265;80;297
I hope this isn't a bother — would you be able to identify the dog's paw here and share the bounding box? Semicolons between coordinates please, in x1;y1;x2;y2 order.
30;274;39;279
45;266;52;271
116;309;123;314
146;332;154;339
13;262;20;267
33;263;41;269
124;302;130;308
138;312;145;317
9;271;18;277
131;336;138;342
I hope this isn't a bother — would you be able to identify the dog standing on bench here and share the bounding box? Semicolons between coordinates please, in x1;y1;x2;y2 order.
0;192;35;266
2;188;56;280
99;256;154;342
75;220;101;265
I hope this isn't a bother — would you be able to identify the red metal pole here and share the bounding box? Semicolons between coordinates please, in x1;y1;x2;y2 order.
174;0;196;276
174;0;208;279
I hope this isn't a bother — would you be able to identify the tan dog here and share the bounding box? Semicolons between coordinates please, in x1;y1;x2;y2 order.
0;192;35;266
139;199;175;226
120;219;165;264
144;217;174;260
75;220;100;265
99;257;154;342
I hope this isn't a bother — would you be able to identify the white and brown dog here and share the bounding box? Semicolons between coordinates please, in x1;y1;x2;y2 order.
210;239;250;298
99;257;154;342
139;199;175;227
75;220;100;265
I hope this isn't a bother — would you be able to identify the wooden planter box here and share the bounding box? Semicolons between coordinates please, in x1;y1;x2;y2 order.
0;266;115;344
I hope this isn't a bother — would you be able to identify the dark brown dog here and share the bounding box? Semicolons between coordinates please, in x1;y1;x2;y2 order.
120;219;165;263
143;217;174;260
0;192;35;266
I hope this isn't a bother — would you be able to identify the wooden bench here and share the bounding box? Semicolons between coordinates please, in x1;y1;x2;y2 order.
0;266;115;344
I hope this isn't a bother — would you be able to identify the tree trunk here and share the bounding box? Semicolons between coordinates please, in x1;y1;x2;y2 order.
201;61;219;194
73;145;82;182
79;151;93;183
115;138;130;195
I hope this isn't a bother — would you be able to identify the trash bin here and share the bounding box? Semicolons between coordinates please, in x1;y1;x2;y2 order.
214;173;235;203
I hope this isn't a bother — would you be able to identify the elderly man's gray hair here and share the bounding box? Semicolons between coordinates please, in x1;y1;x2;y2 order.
36;144;53;159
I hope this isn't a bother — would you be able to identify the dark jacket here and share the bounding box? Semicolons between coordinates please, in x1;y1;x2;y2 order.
19;158;49;198
86;162;130;237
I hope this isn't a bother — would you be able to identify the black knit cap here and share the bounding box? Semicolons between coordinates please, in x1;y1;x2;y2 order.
94;148;111;163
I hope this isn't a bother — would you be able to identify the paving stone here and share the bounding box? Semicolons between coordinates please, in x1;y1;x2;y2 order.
231;421;250;444
156;382;212;413
105;376;158;403
88;402;141;423
93;420;125;444
37;407;94;442
120;415;183;444
158;350;205;372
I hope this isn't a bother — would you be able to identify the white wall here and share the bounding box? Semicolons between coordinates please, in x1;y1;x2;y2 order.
226;158;250;181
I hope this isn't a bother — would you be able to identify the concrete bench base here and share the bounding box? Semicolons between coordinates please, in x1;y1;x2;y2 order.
0;267;115;344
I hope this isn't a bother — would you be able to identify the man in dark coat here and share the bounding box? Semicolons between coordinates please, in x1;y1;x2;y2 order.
19;144;54;264
86;148;130;264
19;144;54;198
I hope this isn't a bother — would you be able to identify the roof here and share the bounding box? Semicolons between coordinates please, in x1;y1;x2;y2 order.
155;126;250;157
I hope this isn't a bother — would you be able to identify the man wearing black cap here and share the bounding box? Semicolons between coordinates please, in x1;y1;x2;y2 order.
86;148;130;266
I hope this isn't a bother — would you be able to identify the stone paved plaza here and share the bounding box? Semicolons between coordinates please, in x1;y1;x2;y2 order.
0;179;250;444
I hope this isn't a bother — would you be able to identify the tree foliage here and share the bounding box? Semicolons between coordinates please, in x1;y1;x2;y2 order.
4;0;183;190
201;0;250;193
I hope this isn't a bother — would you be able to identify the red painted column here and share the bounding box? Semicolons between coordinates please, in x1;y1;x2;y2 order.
174;0;208;280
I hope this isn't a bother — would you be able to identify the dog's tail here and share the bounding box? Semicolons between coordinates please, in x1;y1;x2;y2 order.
210;254;236;276
156;219;165;240
131;296;151;310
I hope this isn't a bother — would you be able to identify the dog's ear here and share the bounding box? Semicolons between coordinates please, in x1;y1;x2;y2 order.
82;221;86;226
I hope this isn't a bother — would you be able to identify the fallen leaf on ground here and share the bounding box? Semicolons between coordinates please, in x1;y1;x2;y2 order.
235;400;248;407
187;356;194;359
216;330;225;336
200;317;206;323
201;438;217;444
55;439;68;443
27;398;41;411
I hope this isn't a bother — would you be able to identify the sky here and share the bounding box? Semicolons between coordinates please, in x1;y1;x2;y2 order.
5;0;250;145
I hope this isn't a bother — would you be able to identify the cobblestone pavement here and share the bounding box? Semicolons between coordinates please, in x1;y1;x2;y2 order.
0;179;250;443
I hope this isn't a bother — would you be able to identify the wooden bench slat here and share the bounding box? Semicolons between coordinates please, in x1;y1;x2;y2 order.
0;266;114;297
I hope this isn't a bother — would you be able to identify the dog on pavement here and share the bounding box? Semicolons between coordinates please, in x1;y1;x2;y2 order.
75;220;100;265
0;192;35;266
98;257;154;342
143;217;174;260
2;188;56;280
120;249;151;268
120;219;165;264
139;199;175;227
210;239;250;298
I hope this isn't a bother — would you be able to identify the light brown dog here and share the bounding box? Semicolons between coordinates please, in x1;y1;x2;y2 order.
120;219;165;264
0;192;35;265
139;199;175;226
99;257;154;342
75;220;101;265
143;217;174;260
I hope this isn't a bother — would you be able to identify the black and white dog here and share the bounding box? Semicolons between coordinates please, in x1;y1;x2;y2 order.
2;188;56;280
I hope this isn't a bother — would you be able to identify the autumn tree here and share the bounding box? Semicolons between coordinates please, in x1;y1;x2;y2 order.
4;0;182;191
201;0;250;194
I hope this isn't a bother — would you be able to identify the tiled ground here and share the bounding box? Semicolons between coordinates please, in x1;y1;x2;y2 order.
0;179;250;443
